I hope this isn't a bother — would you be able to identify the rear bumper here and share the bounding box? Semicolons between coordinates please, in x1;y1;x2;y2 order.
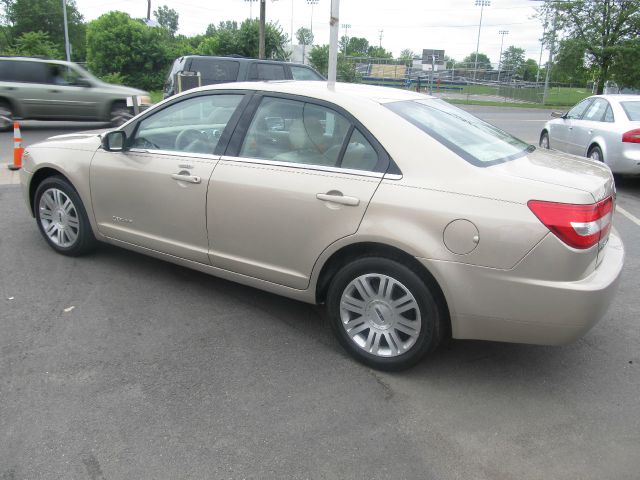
419;231;624;345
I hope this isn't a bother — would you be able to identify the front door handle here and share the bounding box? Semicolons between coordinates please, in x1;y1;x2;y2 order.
316;192;360;206
171;173;201;184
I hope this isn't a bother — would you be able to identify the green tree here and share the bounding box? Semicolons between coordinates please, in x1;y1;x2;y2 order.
308;44;361;83
521;59;539;81
86;11;172;90
367;46;393;59
539;0;640;94
202;19;287;59
551;38;590;84
609;37;640;90
154;5;179;36
344;37;369;57
296;26;313;61
11;31;61;58
399;49;415;61
1;0;85;60
461;52;492;69
309;44;329;75
500;46;525;73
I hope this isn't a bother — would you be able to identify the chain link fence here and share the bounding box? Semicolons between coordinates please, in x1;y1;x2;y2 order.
338;57;593;107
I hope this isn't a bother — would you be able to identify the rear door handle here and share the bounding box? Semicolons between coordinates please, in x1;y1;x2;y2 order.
171;173;201;184
316;192;360;206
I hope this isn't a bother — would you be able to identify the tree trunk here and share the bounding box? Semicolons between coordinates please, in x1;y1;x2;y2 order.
596;59;610;95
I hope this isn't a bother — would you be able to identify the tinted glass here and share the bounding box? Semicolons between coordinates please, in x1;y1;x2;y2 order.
240;97;350;167
191;59;239;84
621;101;640;121
0;60;48;83
566;98;592;119
386;99;533;166
583;99;609;122
248;63;286;81
133;94;243;154
340;129;379;171
290;65;323;80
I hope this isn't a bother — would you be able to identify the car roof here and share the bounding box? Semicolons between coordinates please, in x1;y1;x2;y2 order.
592;94;640;102
0;56;72;66
181;55;312;67
192;80;429;106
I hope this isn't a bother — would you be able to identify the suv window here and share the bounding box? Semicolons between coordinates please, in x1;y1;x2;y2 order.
240;97;351;167
290;65;324;80
248;63;286;81
0;60;49;83
132;94;243;155
191;59;239;84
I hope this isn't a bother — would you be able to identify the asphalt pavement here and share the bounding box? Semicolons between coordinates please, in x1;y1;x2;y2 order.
1;108;639;479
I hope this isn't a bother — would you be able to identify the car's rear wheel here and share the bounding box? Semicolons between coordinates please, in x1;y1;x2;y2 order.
326;257;443;370
34;176;96;256
109;101;133;127
588;145;603;162
0;100;14;131
540;131;550;149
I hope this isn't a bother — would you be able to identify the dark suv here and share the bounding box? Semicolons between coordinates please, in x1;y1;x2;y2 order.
163;56;324;98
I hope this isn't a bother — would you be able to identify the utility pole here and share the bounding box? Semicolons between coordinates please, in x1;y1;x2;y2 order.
497;30;508;83
259;0;266;59
147;0;151;21
62;0;71;62
378;29;383;48
473;0;490;81
542;11;557;104
307;0;319;35
327;0;340;87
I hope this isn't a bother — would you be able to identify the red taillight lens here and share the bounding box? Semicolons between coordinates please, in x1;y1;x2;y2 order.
528;197;613;249
622;128;640;143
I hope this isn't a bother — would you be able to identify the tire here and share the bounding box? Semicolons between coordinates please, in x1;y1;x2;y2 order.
34;176;96;256
588;145;603;162
326;257;444;371
0;100;14;132
539;131;550;149
109;101;133;127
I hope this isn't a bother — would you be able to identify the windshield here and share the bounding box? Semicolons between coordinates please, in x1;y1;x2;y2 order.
385;98;533;166
621;101;640;121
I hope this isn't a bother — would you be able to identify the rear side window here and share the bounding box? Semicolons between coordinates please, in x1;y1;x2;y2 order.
621;101;640;121
291;65;323;80
248;63;286;81
0;60;48;83
386;99;533;166
191;59;239;84
603;104;615;122
583;99;609;122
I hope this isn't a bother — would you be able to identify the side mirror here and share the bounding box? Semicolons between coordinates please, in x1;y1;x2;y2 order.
102;131;127;152
550;111;566;119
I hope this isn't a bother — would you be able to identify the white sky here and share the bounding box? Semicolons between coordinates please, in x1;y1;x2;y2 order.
74;0;547;66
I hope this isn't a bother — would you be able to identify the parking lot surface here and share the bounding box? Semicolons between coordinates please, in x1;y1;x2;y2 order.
1;108;639;479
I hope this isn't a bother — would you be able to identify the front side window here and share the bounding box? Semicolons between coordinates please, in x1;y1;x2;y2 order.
291;65;323;81
132;94;243;154
386;99;533;166
566;98;593;119
240;97;350;167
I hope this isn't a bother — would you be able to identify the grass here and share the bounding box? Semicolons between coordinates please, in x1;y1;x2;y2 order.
446;99;570;109
149;90;164;104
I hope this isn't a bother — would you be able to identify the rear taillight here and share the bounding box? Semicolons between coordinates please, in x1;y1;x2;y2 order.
528;197;613;249
622;128;640;143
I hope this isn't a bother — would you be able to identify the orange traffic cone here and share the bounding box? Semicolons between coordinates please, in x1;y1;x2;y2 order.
8;121;23;171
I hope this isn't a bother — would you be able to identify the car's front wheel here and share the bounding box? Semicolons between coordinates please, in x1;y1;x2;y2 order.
326;257;444;370
34;176;96;256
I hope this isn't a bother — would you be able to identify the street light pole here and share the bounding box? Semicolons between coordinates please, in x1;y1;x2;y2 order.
62;0;71;62
342;23;351;54
259;0;265;59
307;0;319;35
473;0;490;81
327;0;340;87
497;30;508;83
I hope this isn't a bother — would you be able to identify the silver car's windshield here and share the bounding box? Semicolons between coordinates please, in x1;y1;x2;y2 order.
386;98;533;166
620;101;640;121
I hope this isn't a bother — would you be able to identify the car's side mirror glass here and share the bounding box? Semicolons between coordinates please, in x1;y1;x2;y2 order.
102;131;127;152
550;111;566;119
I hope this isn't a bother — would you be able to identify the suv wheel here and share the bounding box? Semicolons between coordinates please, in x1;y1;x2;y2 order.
0;101;14;131
109;102;132;127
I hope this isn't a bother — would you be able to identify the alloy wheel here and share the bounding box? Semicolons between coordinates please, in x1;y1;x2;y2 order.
38;188;80;248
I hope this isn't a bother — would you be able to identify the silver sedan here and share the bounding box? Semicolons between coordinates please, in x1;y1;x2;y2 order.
540;94;640;174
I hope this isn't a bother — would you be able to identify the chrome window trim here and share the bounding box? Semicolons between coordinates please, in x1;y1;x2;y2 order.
129;148;220;161
219;155;385;179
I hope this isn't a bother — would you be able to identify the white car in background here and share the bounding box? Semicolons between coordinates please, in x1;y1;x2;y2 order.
540;95;640;174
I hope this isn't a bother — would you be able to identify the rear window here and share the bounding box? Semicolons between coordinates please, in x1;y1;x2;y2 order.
0;60;48;83
191;59;239;84
621;101;640;121
291;65;323;80
385;99;533;166
248;63;286;81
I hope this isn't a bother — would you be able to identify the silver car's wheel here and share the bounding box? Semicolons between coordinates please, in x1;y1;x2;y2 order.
540;131;550;149
34;176;96;256
39;188;80;248
327;257;444;370
340;274;421;357
589;146;603;162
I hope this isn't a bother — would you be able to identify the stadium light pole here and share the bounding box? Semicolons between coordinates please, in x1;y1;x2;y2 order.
473;0;490;81
327;0;340;87
62;0;71;62
497;30;509;83
342;23;351;54
307;0;319;35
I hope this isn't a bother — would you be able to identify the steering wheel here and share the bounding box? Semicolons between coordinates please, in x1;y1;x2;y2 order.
175;129;209;151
